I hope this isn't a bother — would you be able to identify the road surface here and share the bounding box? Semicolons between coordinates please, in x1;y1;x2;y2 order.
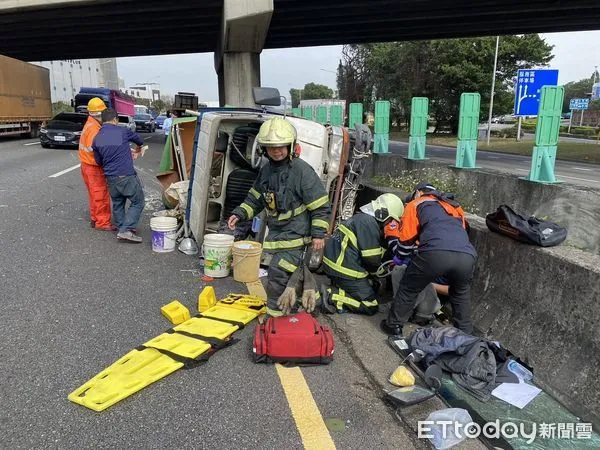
388;140;600;188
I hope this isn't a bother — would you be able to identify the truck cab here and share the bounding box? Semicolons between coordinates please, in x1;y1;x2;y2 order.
187;111;351;249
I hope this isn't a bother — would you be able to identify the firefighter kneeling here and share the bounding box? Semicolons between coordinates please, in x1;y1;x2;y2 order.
321;193;404;315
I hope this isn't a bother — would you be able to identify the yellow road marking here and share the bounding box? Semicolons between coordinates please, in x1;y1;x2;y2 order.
275;364;336;450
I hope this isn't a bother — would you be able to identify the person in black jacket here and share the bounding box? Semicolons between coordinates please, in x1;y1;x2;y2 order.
228;117;331;317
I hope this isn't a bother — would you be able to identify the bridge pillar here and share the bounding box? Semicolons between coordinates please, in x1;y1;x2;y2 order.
215;0;273;107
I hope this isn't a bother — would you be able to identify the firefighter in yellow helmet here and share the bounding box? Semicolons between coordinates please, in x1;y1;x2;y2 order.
79;97;113;230
321;193;405;315
228;117;331;317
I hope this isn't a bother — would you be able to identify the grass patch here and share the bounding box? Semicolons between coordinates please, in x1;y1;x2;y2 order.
389;132;600;164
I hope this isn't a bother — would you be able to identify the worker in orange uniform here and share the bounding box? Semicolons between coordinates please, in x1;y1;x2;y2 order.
381;182;477;335
79;97;113;230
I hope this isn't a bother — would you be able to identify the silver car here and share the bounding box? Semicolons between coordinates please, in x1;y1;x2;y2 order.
117;115;136;132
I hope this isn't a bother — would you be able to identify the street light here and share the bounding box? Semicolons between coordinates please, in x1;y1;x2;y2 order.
486;36;500;146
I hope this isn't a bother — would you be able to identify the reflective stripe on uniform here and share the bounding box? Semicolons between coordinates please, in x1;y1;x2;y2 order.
240;203;254;219
277;204;307;221
266;307;283;317
361;247;384;258
263;236;311;250
323;257;368;279
362;299;379;307
312;219;329;230
338;224;358;248
278;258;298;273
79;144;94;153
306;195;329;211
332;293;361;308
249;187;261;199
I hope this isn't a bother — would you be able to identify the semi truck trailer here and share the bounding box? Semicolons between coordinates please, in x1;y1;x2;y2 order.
0;55;52;138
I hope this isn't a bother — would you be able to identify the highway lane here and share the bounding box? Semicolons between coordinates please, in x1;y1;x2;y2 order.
388;140;600;188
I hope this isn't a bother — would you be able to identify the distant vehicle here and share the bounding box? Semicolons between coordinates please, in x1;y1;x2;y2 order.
39;112;87;148
498;114;517;124
135;105;149;115
117;115;136;133
562;112;572;119
134;114;155;132
73;87;135;117
0;55;52;138
154;115;167;129
173;92;199;115
491;116;502;123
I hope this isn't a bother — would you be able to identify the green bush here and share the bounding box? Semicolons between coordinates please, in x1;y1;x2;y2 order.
559;125;599;136
490;126;523;139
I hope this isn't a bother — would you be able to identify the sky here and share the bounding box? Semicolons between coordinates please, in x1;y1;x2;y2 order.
116;31;600;102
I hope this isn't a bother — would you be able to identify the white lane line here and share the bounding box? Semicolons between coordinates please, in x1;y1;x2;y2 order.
487;156;500;159
572;167;593;171
49;164;81;178
144;136;153;140
515;168;598;183
24;142;40;146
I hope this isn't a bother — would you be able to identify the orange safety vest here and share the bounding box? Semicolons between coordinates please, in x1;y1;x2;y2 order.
384;195;466;243
78;116;102;166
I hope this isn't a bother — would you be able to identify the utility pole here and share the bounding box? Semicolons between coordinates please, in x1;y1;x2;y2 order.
486;36;500;146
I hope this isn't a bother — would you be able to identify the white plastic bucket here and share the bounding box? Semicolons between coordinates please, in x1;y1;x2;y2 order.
150;217;178;253
203;234;235;278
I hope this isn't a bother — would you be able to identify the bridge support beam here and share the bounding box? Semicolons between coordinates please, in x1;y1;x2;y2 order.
215;0;273;107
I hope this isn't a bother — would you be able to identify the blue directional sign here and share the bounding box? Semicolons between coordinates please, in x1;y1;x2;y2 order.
569;98;589;110
513;69;559;116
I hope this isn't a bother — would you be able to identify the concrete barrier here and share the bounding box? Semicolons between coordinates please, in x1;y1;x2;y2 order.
359;180;600;429
366;154;600;256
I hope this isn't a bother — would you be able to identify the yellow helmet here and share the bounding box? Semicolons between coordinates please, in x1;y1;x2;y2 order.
87;97;107;113
257;117;297;150
362;193;404;222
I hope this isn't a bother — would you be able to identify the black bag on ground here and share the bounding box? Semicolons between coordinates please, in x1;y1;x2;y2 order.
485;204;567;247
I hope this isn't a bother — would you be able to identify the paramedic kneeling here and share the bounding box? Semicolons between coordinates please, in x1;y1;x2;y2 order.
381;182;477;334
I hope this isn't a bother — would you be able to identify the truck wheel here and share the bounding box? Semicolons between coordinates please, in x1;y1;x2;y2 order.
41;143;50;148
29;123;40;138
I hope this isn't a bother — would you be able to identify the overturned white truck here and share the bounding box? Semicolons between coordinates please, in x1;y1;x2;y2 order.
158;88;371;261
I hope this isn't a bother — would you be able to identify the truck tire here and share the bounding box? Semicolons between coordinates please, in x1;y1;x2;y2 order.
29;123;40;138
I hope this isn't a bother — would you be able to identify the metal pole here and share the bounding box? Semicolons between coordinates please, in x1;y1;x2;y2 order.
486;36;500;146
568;110;573;134
516;116;522;142
580;109;584;127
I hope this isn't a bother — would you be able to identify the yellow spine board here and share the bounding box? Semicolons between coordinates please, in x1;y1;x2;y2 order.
68;294;264;412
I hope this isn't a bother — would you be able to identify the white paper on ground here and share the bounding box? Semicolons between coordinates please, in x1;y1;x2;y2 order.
492;381;541;409
259;268;268;278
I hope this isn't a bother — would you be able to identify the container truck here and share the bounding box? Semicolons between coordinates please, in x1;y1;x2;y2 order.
0;54;52;138
173;92;198;114
72;87;135;117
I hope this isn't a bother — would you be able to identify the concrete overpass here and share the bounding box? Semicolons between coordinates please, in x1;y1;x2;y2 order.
3;0;600;105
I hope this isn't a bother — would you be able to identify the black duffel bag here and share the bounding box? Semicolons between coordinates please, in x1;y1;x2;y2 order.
485;205;567;247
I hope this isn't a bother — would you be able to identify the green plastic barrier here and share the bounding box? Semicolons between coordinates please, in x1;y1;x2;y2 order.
316;105;328;124
408;97;429;160
301;106;313;121
527;86;564;183
455;93;481;169
291;107;301;117
349;103;363;129
374;100;390;153
330;105;344;126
